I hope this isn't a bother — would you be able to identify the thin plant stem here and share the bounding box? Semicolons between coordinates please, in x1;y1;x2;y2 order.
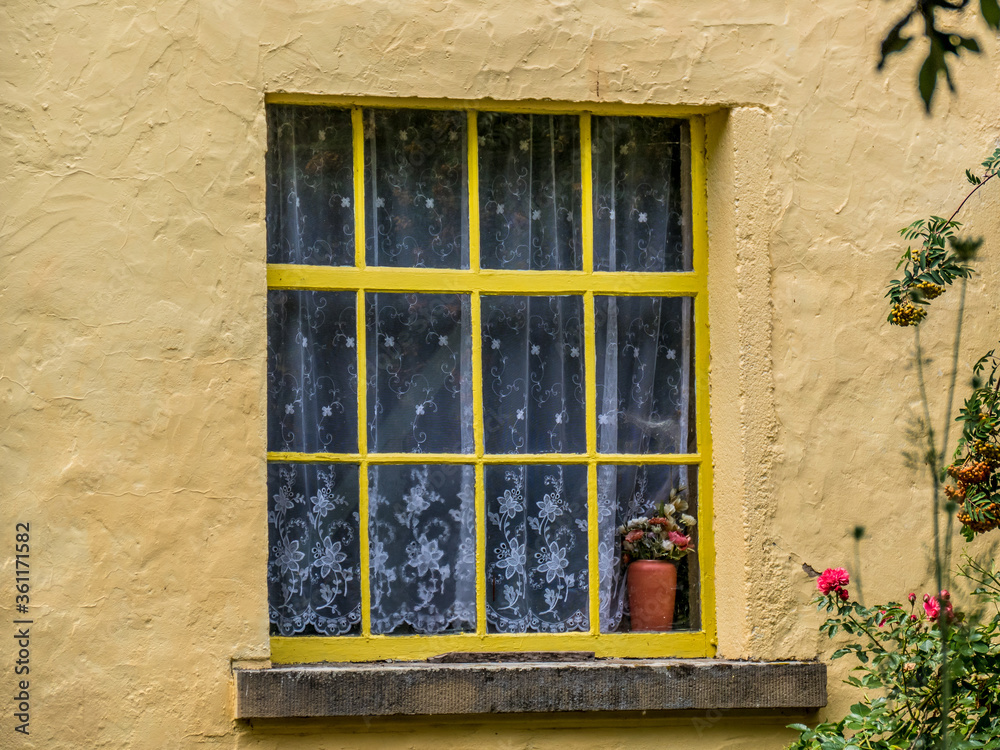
913;326;942;585
914;324;950;748
936;276;968;750
853;532;865;605
947;172;997;225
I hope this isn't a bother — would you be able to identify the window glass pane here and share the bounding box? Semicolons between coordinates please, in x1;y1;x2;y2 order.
266;105;355;266
367;293;472;454
486;464;589;633
481;295;586;454
369;464;477;634
592;117;692;272
364;109;468;268
598;464;699;632
478;112;582;270
267;290;358;453
267;462;361;635
595;296;695;454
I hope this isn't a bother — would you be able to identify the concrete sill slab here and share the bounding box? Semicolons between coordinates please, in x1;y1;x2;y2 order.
234;659;826;718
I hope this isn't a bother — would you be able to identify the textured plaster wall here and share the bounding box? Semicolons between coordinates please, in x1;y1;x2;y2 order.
2;0;999;747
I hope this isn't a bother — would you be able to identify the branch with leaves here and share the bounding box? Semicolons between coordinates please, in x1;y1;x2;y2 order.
886;146;999;327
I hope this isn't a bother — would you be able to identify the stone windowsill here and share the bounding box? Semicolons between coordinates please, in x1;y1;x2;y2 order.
234;657;827;718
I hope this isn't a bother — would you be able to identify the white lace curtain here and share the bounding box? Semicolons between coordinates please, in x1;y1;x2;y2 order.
265;106;695;636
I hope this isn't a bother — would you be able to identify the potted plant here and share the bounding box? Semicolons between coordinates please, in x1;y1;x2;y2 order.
619;487;696;631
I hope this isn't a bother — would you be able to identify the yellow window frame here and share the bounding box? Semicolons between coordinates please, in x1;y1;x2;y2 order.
266;95;715;663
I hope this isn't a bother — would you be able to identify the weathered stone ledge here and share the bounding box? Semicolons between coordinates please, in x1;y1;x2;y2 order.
234;658;826;718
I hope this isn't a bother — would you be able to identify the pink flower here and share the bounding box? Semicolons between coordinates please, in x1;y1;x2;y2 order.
877;610;887;627
817;568;850;595
839;588;849;601
940;590;950;601
908;593;916;604
667;531;690;549
924;597;941;620
923;595;954;622
624;530;645;543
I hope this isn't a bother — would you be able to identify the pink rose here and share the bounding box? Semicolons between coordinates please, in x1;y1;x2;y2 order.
817;568;850;595
923;595;954;622
839;588;849;601
924;597;941;620
667;531;690;549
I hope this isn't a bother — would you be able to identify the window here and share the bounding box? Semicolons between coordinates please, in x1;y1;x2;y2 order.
264;97;714;662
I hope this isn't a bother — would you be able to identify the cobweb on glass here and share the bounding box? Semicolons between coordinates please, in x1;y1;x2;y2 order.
595;296;695;455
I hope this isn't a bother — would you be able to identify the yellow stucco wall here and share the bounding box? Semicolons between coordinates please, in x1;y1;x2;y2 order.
2;0;999;747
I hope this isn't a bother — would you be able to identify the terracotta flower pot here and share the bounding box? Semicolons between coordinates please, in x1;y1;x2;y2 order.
627;560;678;632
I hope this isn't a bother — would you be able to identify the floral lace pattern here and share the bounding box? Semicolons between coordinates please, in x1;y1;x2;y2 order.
592;116;691;272
364;109;468;269
267;290;358;453
486;465;589;632
481;295;586;454
267;463;361;635
367;293;473;454
478;112;581;270
266;105;355;266
369;465;477;634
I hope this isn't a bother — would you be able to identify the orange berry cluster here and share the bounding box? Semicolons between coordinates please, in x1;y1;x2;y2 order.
949;460;992;484
890;301;927;326
945;483;966;501
949;454;1000;534
957;505;1000;534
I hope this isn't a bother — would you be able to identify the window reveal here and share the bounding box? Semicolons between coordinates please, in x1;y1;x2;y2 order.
264;101;710;660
